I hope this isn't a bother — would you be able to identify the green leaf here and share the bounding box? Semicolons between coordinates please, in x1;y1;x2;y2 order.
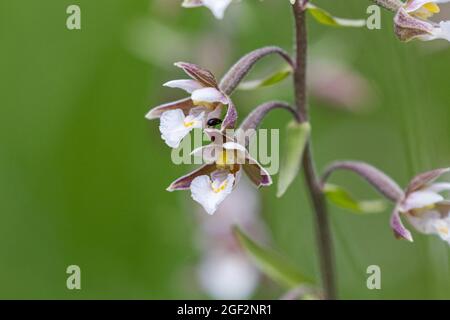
306;4;366;28
277;121;311;198
238;66;292;90
323;183;387;214
233;226;312;288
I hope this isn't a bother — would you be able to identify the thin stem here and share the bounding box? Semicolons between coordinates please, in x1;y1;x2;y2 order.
292;3;337;300
219;46;294;95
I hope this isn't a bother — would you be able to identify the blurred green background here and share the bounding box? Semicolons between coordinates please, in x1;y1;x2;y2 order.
1;0;449;299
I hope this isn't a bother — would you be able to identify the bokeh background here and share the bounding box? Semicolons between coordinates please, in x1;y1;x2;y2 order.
1;0;449;299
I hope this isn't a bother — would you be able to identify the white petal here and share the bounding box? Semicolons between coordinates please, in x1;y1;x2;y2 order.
223;142;247;152
405;0;450;13
198;251;259;299
163;79;204;94
427;182;450;193
190;173;235;215
407;210;441;234
432;219;450;243
159;109;204;148
191;144;221;163
202;0;232;19
182;0;203;8
420;21;450;41
401;190;444;212
407;211;450;244
191;87;228;105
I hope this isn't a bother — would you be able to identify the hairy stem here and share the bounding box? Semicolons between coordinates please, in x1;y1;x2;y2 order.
219;46;294;95
292;3;337;300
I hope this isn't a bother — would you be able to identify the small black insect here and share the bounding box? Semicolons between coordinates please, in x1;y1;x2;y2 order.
207;118;222;127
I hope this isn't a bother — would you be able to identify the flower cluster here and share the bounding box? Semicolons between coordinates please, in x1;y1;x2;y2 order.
392;168;450;244
146;62;229;148
146;63;272;215
322;162;450;245
143;0;450;301
379;0;450;41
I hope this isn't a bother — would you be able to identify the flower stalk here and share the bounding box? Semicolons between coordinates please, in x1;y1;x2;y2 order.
292;3;336;300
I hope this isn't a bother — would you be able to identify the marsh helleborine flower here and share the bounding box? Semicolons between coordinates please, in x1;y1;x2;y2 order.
394;0;450;42
167;129;272;215
391;167;450;244
146;62;229;148
182;0;232;19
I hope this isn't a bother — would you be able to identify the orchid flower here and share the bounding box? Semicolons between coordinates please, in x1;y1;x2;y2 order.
391;168;450;244
394;0;450;41
182;0;232;20
167;129;272;215
146;62;229;148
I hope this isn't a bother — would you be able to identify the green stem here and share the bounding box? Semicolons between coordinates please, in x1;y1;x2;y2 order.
292;2;337;300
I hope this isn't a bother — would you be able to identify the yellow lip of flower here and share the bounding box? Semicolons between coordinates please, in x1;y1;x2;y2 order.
216;150;232;168
423;2;440;13
212;180;228;193
411;2;441;19
423;204;436;210
410;204;436;216
183;119;197;128
192;100;217;110
215;150;243;174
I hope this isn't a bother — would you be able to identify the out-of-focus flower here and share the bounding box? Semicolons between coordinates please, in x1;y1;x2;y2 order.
182;0;232;19
196;181;266;299
308;60;374;113
146;62;229;148
167;129;272;214
394;0;450;42
391;167;450;244
198;250;259;299
279;285;321;300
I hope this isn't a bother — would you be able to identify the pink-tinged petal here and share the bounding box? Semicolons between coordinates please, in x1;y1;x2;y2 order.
401;190;444;212
163;79;204;94
394;8;434;42
146;98;194;120
243;162;272;188
390;206;414;242
241;152;272;188
427;183;450;193
406;167;450;194
221;99;238;130
192;87;228;105
167;164;217;191
174;62;218;88
191;144;221;163
206;105;223;122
